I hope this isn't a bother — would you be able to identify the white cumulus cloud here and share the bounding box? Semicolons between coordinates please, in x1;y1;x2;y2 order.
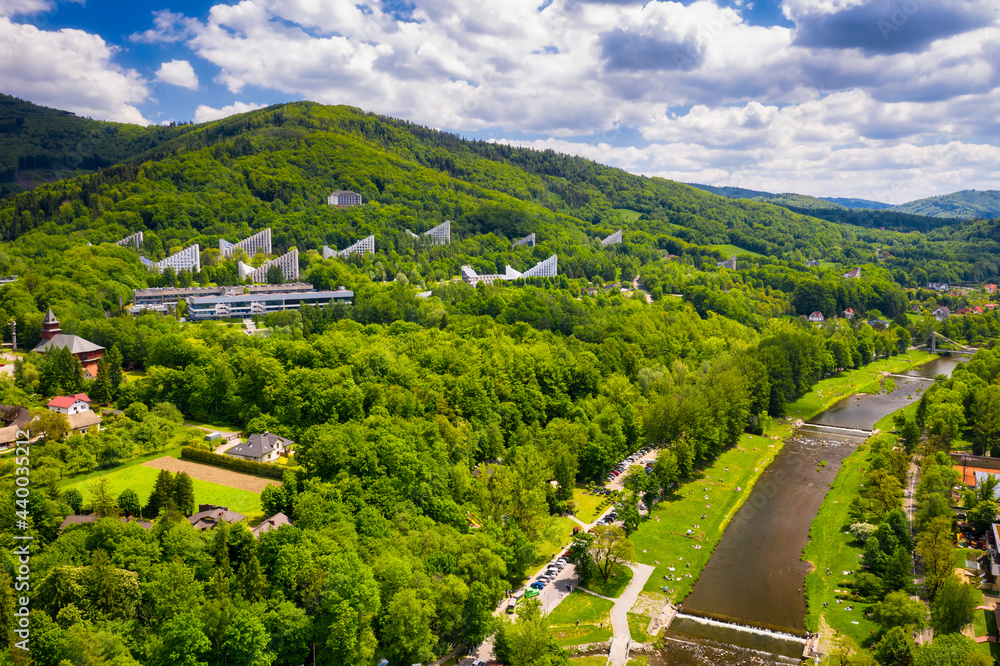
156;59;199;89
193;101;266;123
0;17;149;124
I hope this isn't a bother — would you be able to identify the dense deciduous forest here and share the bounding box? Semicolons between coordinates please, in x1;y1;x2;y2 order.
0;99;999;665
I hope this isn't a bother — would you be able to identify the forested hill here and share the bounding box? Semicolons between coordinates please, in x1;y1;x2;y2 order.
0;93;194;198
889;189;1000;219
0;99;998;303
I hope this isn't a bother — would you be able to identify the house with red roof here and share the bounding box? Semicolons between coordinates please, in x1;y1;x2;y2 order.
986;284;997;294
46;393;101;434
47;393;91;415
843;308;855;319
808;311;825;323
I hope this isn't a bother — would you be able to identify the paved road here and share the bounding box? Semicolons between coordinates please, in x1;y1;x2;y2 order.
607;562;656;665
905;459;934;646
632;275;653;304
472;495;625;663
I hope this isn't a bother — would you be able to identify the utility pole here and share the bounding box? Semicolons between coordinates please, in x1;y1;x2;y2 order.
8;319;15;352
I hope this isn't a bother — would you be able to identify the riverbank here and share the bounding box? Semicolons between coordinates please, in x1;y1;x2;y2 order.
801;353;955;656
801;440;879;648
782;350;932;424
630;352;933;609
632;434;785;603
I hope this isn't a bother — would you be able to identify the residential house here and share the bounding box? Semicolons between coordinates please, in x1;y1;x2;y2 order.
189;504;246;530
225;432;294;464
808;311;825;323
47;393;101;434
868;319;889;330
843;308;855;319
252;512;293;539
933;306;950;321
0;405;31;448
842;267;862;279
805;259;820;267
986;284;997;294
47;393;91;415
928;282;949;292
58;515;153;533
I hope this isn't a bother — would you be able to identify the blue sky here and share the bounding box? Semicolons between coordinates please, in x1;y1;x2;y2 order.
2;0;999;201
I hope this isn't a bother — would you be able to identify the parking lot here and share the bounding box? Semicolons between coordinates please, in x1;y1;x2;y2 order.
604;447;659;491
469;447;660;663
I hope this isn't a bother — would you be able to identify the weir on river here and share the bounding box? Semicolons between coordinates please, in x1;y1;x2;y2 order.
662;355;966;661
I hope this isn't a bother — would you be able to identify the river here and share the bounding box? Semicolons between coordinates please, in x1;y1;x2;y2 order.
662;354;966;660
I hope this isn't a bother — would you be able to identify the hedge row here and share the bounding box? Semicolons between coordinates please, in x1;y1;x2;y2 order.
180;447;288;480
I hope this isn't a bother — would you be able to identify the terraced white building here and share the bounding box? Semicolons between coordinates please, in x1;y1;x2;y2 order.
323;234;375;259
220;228;272;258
239;249;299;283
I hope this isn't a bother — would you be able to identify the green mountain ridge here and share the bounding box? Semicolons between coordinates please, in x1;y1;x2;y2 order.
688;180;1000;221
0;93;195;198
0;96;999;323
890;189;1000;219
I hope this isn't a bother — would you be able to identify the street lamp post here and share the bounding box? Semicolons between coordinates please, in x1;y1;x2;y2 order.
8;319;15;352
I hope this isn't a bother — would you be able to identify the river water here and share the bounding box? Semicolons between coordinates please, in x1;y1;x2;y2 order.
663;355;966;660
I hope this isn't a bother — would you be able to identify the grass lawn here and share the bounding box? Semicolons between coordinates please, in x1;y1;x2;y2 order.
954;548;985;569
573;489;610;524
783;350;932;421
872;399;921;432
568;657;608;665
801;443;877;646
627;612;654;643
709;244;766;259
528;515;578;577
614;209;642;223
122;370;146;381
582;563;633;599
544;590;614;647
63;464;263;517
973;606;995;639
631;433;783;603
56;446;184;488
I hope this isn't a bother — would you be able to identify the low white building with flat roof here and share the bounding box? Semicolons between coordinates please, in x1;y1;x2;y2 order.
186;288;353;320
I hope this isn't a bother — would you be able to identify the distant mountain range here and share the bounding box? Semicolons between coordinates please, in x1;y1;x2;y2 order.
688;183;1000;220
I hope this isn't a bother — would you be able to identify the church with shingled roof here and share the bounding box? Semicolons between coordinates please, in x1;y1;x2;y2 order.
31;308;105;377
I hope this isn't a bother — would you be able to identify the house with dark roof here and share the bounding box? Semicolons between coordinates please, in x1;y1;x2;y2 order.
252;512;293;539
58;515;153;533
32;309;104;377
189;504;245;530
225;432;294;464
0;405;31;447
933;306;950;321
